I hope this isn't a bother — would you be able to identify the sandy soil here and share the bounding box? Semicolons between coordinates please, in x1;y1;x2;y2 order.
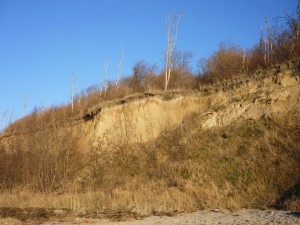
10;210;296;225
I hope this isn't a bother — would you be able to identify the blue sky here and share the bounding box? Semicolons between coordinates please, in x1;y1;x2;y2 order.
0;0;297;129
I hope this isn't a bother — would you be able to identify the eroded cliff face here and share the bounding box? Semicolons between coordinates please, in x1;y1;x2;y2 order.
85;96;209;149
201;73;299;128
78;61;299;150
0;60;299;152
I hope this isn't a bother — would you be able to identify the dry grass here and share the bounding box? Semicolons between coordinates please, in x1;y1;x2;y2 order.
0;111;299;214
0;188;196;215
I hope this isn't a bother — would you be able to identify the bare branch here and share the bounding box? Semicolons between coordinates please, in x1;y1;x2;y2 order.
116;47;124;87
71;72;76;113
104;58;109;95
164;12;182;90
24;97;27;116
238;45;247;72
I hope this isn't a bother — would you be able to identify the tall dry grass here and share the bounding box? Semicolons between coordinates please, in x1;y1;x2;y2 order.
0;111;299;213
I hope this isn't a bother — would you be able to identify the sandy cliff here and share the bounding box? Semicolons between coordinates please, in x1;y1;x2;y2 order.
77;60;299;150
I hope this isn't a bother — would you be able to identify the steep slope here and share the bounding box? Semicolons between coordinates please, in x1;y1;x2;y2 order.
81;60;299;149
0;59;299;214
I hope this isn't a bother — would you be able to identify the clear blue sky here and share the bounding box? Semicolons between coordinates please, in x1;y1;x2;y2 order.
0;0;297;129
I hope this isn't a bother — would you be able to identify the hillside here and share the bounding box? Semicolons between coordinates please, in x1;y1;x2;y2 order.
0;59;299;220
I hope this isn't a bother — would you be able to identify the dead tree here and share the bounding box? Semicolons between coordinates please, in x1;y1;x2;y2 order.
259;26;268;66
104;58;109;95
24;97;27;116
0;112;4;130
265;17;273;64
71;73;76;113
164;13;182;90
278;1;300;53
0;111;13;130
238;45;247;73
116;47;124;87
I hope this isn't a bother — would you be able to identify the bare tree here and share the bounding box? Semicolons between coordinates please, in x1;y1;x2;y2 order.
277;0;300;52
0;112;4;131
71;73;76;113
164;12;182;90
197;58;209;76
0;110;14;129
265;17;273;64
259;26;268;65
24;97;27;116
8;110;13;126
104;58;109;95
171;50;193;71
41;100;46;113
238;45;247;73
116;47;124;87
129;61;156;91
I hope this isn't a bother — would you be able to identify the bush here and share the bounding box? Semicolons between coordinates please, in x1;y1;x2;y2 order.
206;43;245;81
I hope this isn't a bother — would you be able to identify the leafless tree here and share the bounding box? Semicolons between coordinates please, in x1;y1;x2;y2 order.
171;50;193;71
24;97;27;116
197;58;209;76
164;12;182;90
116;47;124;87
238;45;247;73
259;26;268;65
265;17;273;64
104;58;109;95
277;0;300;52
71;73;76;113
129;61;156;91
8;110;13;126
0;111;11;131
0;112;4;131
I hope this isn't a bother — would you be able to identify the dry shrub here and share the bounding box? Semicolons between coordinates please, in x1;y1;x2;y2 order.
166;69;198;90
207;43;245;81
248;35;300;73
144;73;165;91
0;118;83;193
197;2;300;85
122;61;158;93
284;199;300;211
247;43;268;72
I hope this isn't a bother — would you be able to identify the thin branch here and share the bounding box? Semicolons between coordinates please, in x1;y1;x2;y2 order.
71;72;76;113
116;47;124;87
104;58;109;95
164;12;182;90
